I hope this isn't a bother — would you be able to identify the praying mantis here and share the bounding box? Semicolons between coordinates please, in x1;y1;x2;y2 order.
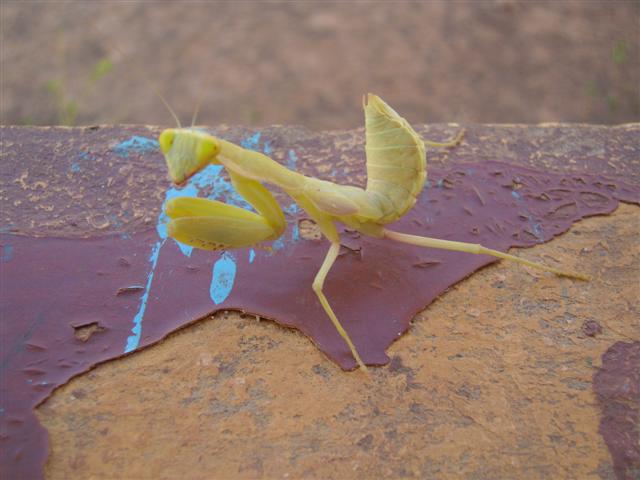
159;94;588;371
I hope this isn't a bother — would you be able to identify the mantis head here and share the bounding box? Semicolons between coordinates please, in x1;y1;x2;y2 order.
159;128;221;185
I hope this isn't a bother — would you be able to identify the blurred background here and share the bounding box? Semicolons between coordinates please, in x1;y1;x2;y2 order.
1;1;638;130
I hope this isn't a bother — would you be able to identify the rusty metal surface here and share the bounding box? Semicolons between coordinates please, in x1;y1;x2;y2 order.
0;124;639;479
36;206;640;479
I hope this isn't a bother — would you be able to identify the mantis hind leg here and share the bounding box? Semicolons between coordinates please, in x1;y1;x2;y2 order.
424;128;465;148
313;242;368;372
383;229;590;281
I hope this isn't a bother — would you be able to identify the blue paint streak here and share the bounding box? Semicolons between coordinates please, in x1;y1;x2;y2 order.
114;136;159;158
263;140;273;155
71;162;81;173
210;252;237;304
125;239;164;353
511;190;522;200
292;223;300;242
249;249;256;263
436;179;444;188
1;244;13;262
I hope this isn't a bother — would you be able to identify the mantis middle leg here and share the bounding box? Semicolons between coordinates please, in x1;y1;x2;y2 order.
296;195;368;371
313;241;368;372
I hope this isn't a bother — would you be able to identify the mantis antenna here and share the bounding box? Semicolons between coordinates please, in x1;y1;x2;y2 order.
191;67;218;127
191;97;203;128
155;88;182;129
100;39;182;128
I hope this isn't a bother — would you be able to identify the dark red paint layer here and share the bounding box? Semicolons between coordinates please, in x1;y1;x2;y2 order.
593;342;640;480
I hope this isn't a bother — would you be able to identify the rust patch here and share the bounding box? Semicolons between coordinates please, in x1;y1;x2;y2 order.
72;322;105;342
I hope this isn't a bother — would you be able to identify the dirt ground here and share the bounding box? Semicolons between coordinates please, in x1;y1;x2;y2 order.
1;1;638;130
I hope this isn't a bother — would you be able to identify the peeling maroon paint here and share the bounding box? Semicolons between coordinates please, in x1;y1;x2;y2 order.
583;319;603;337
0;125;638;479
593;342;640;480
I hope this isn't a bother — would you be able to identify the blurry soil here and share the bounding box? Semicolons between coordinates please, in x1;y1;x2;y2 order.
1;1;638;130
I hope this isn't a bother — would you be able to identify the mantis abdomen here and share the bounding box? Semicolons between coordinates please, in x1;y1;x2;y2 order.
364;94;427;224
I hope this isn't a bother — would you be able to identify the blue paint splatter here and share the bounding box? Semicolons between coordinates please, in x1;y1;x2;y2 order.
283;203;299;216
240;132;261;151
263;140;273;155
272;237;286;251
193;164;250;208
292;223;300;242
114;136;159;158
511;190;522;200
109;214;131;240
210;252;237;304
532;222;543;238
249;249;256;263
125;239;165;353
71;151;91;172
1;244;13;262
287;150;298;170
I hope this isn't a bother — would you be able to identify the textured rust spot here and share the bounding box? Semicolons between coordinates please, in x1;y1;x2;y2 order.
72;322;105;342
583;320;603;337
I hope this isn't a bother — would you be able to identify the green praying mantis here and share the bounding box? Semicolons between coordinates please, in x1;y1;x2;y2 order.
159;94;588;371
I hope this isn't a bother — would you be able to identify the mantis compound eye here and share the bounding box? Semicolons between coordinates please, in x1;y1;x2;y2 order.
196;136;220;163
159;129;175;154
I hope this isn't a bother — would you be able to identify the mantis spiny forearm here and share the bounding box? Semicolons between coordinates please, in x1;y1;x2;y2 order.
158;94;588;372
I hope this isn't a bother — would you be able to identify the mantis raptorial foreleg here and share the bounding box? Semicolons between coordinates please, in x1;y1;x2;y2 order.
383;229;589;280
166;197;276;250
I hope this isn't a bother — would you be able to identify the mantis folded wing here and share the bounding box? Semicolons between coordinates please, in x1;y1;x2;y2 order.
159;94;588;372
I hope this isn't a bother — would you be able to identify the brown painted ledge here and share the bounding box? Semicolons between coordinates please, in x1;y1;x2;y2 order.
1;124;638;480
